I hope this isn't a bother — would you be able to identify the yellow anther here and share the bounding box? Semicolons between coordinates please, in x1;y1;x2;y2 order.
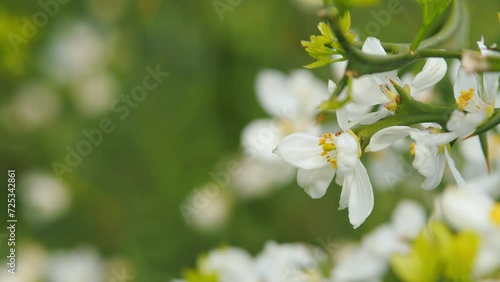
456;88;475;110
318;139;326;145
410;143;416;156
490;203;500;226
321;151;327;156
330;158;337;169
322;143;336;151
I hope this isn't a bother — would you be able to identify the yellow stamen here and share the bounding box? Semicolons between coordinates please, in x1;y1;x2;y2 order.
322;143;336;151
330;158;337;169
490;203;500;226
410;143;416;156
456;88;475;110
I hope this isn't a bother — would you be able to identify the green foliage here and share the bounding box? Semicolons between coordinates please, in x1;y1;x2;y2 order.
301;12;355;69
391;222;480;282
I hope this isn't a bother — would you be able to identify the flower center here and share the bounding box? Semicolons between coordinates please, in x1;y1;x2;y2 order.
490;203;500;226
319;133;338;169
456;88;475;111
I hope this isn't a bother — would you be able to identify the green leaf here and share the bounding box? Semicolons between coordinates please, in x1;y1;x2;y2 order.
479;132;490;172
182;269;218;282
445;231;480;282
391;226;440;282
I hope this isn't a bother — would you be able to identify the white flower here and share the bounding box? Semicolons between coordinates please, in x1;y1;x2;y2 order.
347;37;447;125
183;182;233;232
42;22;109;83
332;200;426;282
448;38;500;136
200;247;258;282
1;82;62;132
242;69;330;162
236;69;329;197
366;126;465;189
274;109;374;228
255;241;324;282
0;242;48;282
71;70;118;117
231;156;296;199
47;246;105;282
21;171;71;223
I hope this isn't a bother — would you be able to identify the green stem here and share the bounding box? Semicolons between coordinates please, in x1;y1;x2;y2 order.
325;0;467;76
410;24;431;51
352;84;454;149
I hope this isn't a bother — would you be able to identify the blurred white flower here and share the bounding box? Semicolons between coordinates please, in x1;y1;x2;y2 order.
243;69;329;162
42;22;109;83
236;69;329;197
231;156;295;199
0;241;48;282
71;71;119;117
255;241;324;282
332;200;426;282
1;82;61;132
200;247;259;282
21;171;71;223
184;182;233;232
47;245;105;282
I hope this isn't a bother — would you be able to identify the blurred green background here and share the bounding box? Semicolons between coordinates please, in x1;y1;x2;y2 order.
0;0;499;280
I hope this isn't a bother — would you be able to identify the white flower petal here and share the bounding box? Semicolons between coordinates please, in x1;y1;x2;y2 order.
482;72;500;104
274;132;326;169
336;108;349;132
362;224;408;258
421;153;446;190
453;68;478;100
412;58;447;94
412;141;439;178
297;166;336;199
256;70;296;117
241;119;283;162
447;110;485;137
362;37;386;55
328;80;336;93
336;132;360;172
366;126;416;152
345;160;374;228
349;109;391;127
289;69;330;117
443;146;467;188
331;246;387;282
351;76;390;106
438;188;493;232
391;200;426;239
